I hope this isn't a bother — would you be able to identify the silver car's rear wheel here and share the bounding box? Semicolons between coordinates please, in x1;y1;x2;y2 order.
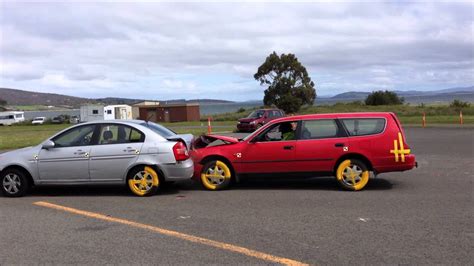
127;166;160;196
1;169;29;197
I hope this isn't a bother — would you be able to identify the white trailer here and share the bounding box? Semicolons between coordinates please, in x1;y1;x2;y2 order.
104;105;132;120
0;111;25;125
80;105;104;122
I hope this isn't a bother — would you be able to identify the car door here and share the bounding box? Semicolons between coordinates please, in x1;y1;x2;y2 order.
37;124;97;181
89;124;145;181
294;119;348;173
239;121;299;174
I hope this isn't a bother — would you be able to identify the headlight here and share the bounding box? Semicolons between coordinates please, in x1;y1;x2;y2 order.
250;121;256;125
237;121;241;124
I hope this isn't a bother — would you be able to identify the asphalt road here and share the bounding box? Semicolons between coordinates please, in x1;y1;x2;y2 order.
1;127;473;265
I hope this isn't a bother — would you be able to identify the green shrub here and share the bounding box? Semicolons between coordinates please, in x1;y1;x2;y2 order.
365;90;404;106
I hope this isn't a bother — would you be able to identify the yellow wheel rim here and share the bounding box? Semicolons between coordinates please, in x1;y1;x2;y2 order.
201;161;231;190
128;166;159;196
336;160;369;191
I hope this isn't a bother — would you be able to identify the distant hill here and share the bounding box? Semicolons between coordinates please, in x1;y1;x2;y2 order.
0;88;94;107
1;86;472;109
320;86;474;104
0;88;234;108
330;91;371;100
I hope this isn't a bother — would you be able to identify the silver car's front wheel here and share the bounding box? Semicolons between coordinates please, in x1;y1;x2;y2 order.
1;169;29;197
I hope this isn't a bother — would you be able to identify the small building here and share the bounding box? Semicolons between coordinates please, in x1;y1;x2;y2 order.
80;105;104;122
104;105;133;120
81;104;134;122
134;101;200;122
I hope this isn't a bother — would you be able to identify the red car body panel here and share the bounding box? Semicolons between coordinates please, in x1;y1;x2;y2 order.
191;112;416;180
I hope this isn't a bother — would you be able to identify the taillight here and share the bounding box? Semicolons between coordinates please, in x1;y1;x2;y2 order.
173;141;189;161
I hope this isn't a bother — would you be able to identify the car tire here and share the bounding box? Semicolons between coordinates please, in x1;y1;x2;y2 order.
127;166;160;196
200;160;232;190
335;159;370;191
1;168;29;197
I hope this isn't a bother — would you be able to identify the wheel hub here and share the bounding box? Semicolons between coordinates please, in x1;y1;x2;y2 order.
3;173;21;193
205;166;225;185
342;165;363;186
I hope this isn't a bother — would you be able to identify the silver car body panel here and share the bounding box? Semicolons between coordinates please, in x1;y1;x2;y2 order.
0;120;193;185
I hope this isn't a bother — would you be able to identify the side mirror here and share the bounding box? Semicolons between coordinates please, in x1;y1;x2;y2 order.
42;140;55;149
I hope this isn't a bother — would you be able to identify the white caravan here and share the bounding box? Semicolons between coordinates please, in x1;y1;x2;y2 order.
104;105;133;120
0;111;25;125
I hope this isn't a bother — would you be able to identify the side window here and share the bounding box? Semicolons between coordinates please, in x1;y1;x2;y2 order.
92;109;99;114
53;125;96;147
98;125;145;145
267;111;274;118
253;121;298;142
270;110;280;118
341;118;386;136
106;110;112;114
130;128;145;142
301;120;339;139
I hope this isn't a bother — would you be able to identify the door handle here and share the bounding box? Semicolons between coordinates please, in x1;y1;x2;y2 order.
335;143;344;147
123;147;137;153
74;150;86;155
283;145;294;150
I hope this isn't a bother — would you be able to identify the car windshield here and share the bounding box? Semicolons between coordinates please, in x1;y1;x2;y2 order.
33;118;44;121
247;110;265;118
140;121;177;138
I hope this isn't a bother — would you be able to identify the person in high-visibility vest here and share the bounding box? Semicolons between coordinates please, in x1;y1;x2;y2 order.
281;122;297;140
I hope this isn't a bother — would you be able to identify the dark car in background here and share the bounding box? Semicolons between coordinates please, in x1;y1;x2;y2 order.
236;108;284;132
51;115;66;124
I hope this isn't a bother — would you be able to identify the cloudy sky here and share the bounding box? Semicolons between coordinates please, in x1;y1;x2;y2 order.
1;1;473;101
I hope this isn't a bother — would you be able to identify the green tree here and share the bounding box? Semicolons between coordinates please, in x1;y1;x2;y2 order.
449;99;470;110
254;52;316;113
0;98;7;106
365;90;404;105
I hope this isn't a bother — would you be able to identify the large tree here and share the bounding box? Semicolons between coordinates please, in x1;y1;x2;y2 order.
365;90;404;106
254;52;316;113
0;98;7;106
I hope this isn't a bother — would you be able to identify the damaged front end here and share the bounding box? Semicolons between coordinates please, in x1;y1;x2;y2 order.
192;134;240;149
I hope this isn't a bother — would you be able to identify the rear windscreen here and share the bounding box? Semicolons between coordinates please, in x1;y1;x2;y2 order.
341;118;386;136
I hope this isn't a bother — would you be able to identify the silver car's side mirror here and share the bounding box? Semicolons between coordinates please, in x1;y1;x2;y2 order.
42;140;55;149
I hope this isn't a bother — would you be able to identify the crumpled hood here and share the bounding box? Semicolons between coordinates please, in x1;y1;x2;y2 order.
193;134;239;149
205;135;239;143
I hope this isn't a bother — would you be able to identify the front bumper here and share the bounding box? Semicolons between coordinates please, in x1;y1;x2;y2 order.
160;158;194;181
236;123;256;132
192;162;204;181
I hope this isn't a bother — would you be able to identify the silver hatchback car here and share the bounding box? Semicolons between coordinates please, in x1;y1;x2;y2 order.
0;120;194;197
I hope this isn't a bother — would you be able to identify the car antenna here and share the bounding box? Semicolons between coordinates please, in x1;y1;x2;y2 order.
145;113;154;125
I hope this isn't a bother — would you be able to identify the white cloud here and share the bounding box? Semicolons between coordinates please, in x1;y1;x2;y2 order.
0;1;472;100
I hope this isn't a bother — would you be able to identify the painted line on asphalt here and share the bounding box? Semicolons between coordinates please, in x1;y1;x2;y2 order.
33;201;308;266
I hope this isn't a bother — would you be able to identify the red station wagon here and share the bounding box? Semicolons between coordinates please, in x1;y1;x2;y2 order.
191;112;416;191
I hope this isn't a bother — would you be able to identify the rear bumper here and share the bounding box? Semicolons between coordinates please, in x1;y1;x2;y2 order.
160;158;194;181
375;154;417;174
